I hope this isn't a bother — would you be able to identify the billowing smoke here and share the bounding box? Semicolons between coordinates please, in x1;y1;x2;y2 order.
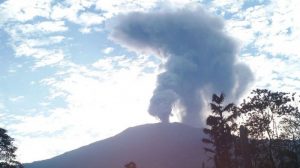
111;7;253;127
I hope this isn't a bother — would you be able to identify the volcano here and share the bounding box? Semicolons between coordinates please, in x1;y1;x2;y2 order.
24;123;207;168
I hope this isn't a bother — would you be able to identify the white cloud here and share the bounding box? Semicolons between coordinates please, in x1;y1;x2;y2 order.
227;0;300;59
215;0;300;93
50;0;160;22
9;108;70;135
102;47;114;54
256;1;300;58
241;53;300;92
37;21;69;32
210;0;244;13
49;0;159;33
159;0;198;9
95;0;159;18
4;21;67;68
50;1;104;28
0;102;5;110
14;44;48;58
13;42;65;68
9;96;25;102
4;21;68;43
0;0;51;23
50;3;80;21
23;36;65;47
77;12;105;26
34;50;65;68
92;58;114;71
79;27;92;34
16;21;69;34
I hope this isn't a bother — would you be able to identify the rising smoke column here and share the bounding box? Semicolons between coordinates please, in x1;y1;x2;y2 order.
111;7;253;127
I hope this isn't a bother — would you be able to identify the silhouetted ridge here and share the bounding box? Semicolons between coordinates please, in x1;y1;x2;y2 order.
24;123;205;168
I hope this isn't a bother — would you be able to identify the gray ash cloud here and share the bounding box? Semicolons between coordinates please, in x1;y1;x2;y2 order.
111;7;253;127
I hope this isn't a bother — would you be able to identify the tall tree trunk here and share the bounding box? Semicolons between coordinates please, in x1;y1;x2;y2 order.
240;125;252;168
268;140;276;168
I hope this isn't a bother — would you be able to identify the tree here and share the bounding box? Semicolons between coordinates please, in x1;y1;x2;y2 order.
124;162;136;168
0;128;23;168
279;94;300;167
202;93;239;168
240;89;298;168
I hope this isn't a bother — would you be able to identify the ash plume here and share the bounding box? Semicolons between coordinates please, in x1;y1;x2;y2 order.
111;7;253;127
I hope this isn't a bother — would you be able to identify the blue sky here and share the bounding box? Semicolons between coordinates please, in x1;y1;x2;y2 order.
0;0;300;163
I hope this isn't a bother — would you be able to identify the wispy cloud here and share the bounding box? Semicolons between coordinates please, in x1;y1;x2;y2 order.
77;12;105;26
102;47;114;54
12;43;65;68
2;20;68;68
95;0;159;17
208;0;300;92
0;0;51;23
9;96;24;102
0;101;5;110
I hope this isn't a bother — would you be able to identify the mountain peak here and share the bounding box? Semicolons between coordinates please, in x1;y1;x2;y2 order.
25;123;206;168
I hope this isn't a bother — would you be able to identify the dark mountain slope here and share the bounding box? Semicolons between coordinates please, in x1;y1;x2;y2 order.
24;123;206;168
